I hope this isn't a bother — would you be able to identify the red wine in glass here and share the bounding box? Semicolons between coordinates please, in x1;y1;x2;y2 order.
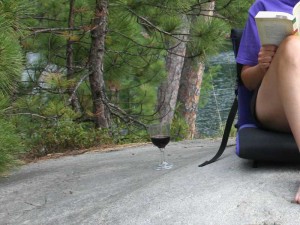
148;123;173;170
151;135;170;148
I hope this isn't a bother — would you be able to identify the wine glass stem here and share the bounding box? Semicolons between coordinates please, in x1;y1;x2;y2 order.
159;148;166;163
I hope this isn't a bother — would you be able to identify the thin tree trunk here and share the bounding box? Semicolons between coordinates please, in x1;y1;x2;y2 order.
88;0;110;128
66;0;81;112
178;1;215;139
157;15;190;124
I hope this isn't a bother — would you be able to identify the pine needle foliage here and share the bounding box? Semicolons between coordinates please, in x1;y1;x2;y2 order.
0;0;35;95
0;118;24;174
0;0;34;174
4;0;253;159
0;33;23;95
216;0;253;27
0;96;25;175
0;21;23;95
188;18;230;58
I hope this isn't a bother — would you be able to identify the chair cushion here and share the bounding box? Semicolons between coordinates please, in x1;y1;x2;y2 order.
236;125;300;162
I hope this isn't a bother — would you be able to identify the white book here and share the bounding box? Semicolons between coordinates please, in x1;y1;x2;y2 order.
255;2;300;46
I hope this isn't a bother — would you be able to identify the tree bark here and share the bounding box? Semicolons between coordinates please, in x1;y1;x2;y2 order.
88;0;110;128
66;0;81;112
157;15;190;124
178;59;205;139
178;1;215;139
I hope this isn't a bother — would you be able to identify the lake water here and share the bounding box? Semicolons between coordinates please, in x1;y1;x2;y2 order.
196;51;236;137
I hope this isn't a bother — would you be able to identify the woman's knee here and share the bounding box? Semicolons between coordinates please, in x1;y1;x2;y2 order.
278;35;300;60
271;35;300;76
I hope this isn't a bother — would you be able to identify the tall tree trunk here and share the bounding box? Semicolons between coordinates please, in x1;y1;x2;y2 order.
157;15;190;124
88;0;110;128
178;58;205;139
178;1;215;139
66;0;81;112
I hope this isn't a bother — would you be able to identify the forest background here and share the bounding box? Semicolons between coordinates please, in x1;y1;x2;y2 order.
0;0;253;173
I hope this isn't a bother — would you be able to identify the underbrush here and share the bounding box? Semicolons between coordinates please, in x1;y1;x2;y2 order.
0;118;25;175
0;111;188;174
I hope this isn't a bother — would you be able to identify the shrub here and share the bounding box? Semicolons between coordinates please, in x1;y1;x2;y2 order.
0;118;25;174
171;116;189;141
29;119;113;156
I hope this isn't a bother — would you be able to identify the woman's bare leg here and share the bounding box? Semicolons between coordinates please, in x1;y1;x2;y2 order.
255;35;300;203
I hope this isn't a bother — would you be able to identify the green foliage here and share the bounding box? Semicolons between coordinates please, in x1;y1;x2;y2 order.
171;117;189;141
229;124;237;138
0;96;25;175
0;0;252;164
0;118;25;174
212;123;237;139
170;104;189;141
9;89;112;156
199;65;221;108
0;32;24;95
0;0;34;35
105;2;167;115
188;18;230;57
159;16;182;33
216;0;253;27
29;120;112;156
110;123;148;144
0;1;27;95
0;1;34;174
24;0;91;66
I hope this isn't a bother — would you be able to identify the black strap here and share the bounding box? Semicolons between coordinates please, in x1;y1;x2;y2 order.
198;96;238;167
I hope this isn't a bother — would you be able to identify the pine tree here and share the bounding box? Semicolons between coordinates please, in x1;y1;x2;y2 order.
8;0;253;156
88;0;110;128
178;1;217;139
0;1;27;95
0;0;31;173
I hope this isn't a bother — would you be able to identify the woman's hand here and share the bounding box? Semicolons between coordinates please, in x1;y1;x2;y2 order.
258;45;277;72
241;45;278;90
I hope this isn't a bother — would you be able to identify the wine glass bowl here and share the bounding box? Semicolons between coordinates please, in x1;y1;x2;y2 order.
148;123;173;170
150;135;170;148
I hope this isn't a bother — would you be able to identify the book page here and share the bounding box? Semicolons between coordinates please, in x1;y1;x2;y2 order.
256;19;294;45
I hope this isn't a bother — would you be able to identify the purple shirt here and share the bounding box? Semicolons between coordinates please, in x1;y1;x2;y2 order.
236;0;300;66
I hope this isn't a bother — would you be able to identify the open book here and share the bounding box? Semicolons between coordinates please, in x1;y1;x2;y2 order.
255;2;300;46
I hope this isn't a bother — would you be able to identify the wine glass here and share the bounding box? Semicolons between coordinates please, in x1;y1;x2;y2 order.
148;123;173;170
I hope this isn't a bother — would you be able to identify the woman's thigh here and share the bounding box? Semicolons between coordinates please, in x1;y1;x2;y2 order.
255;61;290;132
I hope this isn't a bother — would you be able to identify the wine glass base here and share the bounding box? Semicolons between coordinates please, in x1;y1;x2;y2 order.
155;161;173;170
